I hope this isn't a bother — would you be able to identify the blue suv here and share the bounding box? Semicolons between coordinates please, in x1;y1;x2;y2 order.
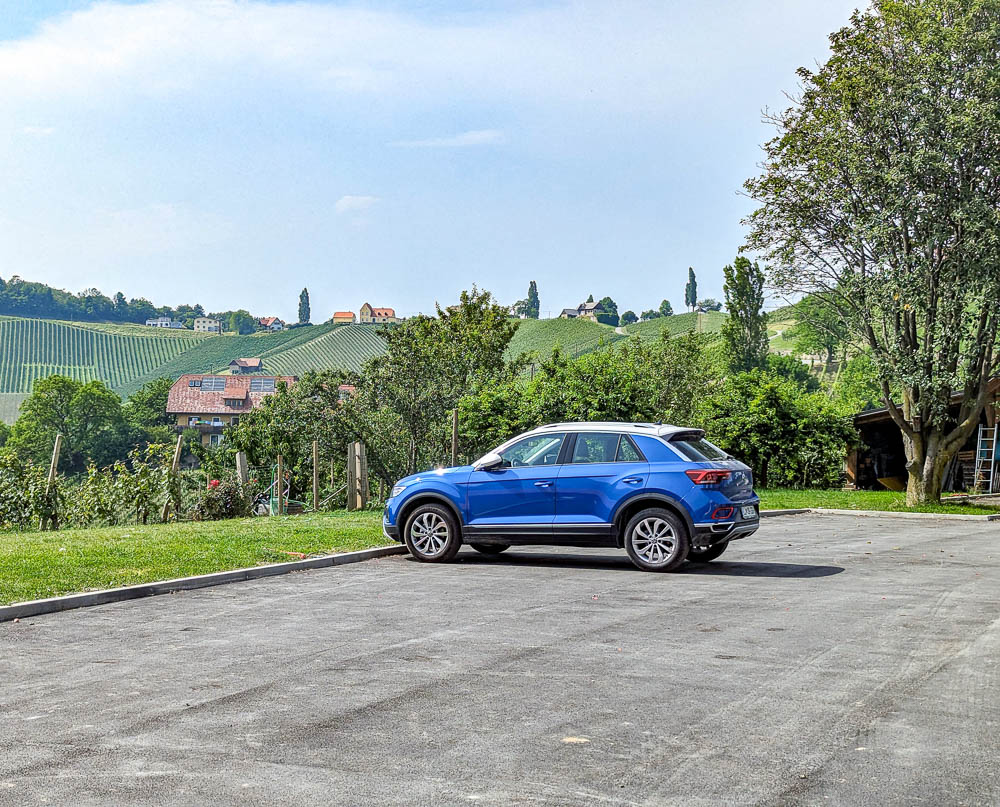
383;422;760;572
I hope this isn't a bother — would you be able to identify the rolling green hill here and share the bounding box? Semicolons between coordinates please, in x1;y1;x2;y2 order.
623;310;727;339
0;317;391;421
506;317;625;361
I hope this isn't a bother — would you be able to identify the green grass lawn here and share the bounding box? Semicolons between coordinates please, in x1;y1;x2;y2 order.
0;510;389;606
759;488;1000;515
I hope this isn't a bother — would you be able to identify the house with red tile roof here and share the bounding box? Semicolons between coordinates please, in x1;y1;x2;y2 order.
259;316;285;331
359;303;398;324
331;311;356;325
167;374;296;446
228;357;262;374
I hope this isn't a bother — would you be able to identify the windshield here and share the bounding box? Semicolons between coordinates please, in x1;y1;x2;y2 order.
670;437;729;462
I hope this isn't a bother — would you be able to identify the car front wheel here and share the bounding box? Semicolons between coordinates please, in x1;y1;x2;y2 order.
624;508;689;572
403;504;462;563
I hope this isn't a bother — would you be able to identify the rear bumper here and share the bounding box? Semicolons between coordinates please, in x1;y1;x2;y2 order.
693;516;759;546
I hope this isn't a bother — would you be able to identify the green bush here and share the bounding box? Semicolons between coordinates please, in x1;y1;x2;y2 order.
192;476;258;521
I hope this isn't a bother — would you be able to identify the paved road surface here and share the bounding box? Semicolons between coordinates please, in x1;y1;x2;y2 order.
2;514;998;806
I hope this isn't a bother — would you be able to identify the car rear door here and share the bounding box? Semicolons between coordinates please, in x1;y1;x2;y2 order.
554;432;649;543
465;432;566;540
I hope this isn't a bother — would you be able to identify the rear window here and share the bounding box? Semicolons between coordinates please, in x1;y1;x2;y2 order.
670;437;729;462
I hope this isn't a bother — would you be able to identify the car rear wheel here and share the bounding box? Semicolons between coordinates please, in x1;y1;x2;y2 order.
404;504;461;563
470;543;509;555
688;539;730;562
624;508;689;572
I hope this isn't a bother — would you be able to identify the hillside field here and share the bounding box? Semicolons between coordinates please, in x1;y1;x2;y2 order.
623;310;727;339
0;317;391;422
506;317;625;361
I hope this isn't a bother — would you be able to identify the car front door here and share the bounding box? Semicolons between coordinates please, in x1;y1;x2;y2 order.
465;433;566;540
554;432;649;543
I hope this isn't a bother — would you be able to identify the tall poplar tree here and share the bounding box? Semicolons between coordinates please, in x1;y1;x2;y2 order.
298;288;311;325
721;257;769;372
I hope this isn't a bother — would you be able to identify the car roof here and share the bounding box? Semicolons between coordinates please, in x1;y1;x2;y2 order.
527;421;701;439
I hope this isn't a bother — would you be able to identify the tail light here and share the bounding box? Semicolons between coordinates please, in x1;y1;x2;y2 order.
685;469;732;485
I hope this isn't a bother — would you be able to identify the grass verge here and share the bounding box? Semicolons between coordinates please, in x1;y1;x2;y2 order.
759;488;1000;515
0;510;389;606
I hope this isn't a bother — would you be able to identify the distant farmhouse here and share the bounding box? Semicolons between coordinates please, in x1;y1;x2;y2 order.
193;316;221;333
359;303;398;324
145;315;186;329
167;374;296;447
559;301;600;322
259;316;285;331
229;358;262;374
331;311;356;325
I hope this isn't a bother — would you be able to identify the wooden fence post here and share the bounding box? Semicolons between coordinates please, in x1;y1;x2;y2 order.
346;443;358;511
358;441;369;510
276;454;284;516
39;433;62;531
451;409;458;467
161;434;184;522
312;440;319;511
235;451;249;484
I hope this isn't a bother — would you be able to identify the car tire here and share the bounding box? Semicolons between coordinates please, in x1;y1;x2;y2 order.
624;508;690;572
469;543;509;555
687;539;730;563
403;503;462;563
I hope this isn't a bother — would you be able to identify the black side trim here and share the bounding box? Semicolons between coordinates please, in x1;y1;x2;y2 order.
463;524;552;536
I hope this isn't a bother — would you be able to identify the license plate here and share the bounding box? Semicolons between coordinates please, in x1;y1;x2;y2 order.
741;505;758;519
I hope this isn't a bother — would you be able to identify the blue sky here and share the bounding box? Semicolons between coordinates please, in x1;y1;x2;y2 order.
0;0;861;321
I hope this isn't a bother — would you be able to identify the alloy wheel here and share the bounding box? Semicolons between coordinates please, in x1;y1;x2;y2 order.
631;517;678;566
409;511;450;557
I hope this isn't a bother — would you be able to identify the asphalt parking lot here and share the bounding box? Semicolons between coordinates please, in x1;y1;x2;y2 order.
1;513;998;806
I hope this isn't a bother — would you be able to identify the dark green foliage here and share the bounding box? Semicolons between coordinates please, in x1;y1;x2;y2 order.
193;476;259;521
621;311;638;325
659;300;673;317
640;309;661;321
766;354;819;392
697;298;723;312
123;378;174;443
595;296;619;326
790;294;848;368
744;0;1000;503
298;288;311;325
704;370;854;488
7;376;131;473
227;309;257;335
684;268;697;311
527;281;540;319
721;256;769;372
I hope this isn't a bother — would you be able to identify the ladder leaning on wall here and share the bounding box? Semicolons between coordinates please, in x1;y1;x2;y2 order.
974;424;998;493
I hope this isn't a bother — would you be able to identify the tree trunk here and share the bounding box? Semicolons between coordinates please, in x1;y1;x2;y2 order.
901;430;953;506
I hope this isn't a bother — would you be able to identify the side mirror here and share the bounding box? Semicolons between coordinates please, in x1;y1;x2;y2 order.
473;452;503;472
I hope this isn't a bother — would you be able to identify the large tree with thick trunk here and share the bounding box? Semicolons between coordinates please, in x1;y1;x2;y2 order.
744;0;1000;505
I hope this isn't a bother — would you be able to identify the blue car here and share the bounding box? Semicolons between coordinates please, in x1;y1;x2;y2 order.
383;422;760;572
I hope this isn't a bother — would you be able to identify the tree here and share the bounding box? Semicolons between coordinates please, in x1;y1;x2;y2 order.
697;298;723;312
586;294;594;303
228;309;256;335
721;256;769;372
790;294;849;371
298;288;311;324
640;309;661;321
621;310;638;326
7;376;130;473
744;0;1000;504
526;281;540;319
123;378;175;444
659;299;673;317
595;296;619;327
684;268;697;311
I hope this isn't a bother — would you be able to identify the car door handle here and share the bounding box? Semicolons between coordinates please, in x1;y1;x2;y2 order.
534;480;552;487
622;477;642;484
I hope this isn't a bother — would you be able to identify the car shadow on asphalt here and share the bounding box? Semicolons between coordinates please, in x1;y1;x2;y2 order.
444;552;845;578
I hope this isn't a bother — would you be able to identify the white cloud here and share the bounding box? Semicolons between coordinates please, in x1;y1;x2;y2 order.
391;129;505;148
22;125;55;136
335;195;379;215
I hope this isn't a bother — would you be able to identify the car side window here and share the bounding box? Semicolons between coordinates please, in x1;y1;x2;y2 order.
616;435;643;462
571;433;622;464
499;434;565;467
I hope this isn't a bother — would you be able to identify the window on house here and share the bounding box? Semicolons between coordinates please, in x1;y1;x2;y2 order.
209;434;223;447
188;416;198;426
188;379;201;388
